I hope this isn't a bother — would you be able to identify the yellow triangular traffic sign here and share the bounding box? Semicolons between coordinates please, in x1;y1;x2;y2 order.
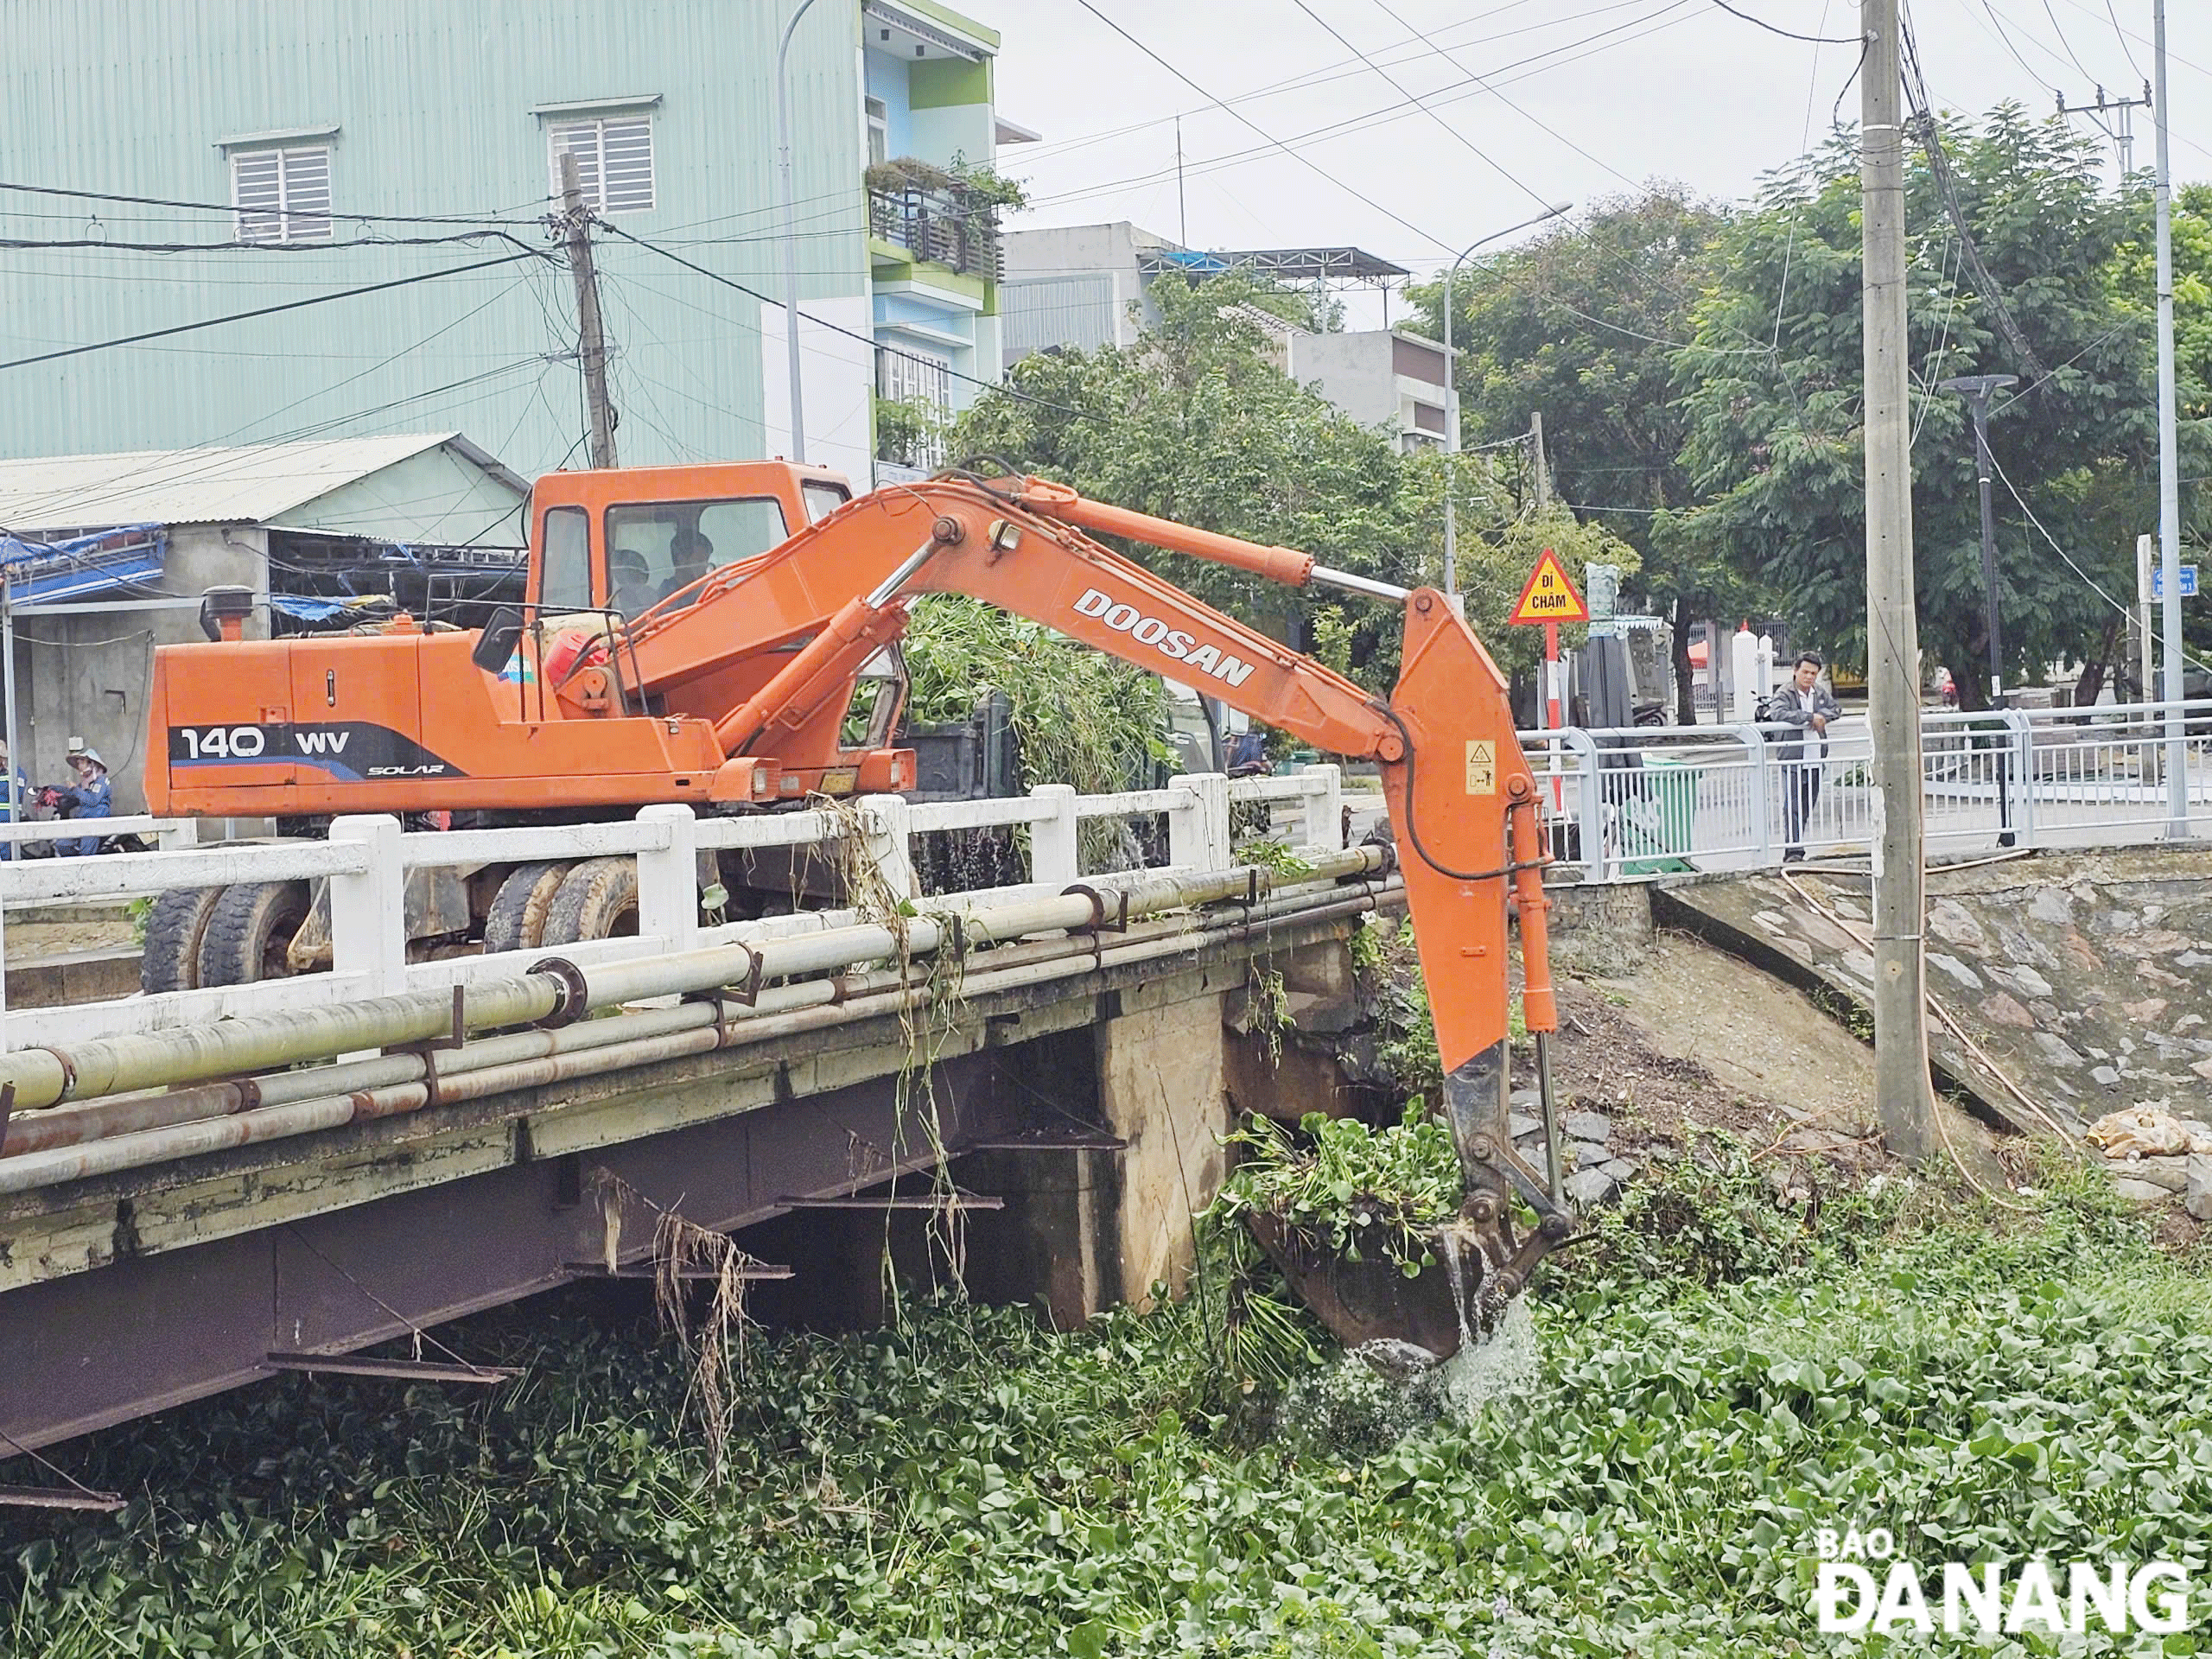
1508;548;1588;626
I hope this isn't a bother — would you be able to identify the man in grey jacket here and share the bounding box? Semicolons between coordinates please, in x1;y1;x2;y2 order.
1767;652;1842;861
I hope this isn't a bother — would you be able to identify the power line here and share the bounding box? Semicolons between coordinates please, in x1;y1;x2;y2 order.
1067;0;1752;361
1286;0;1560;215
0;229;542;256
1987;448;2212;674
1967;0;2063;95
2038;0;2098;81
0;179;544;227
597;224;1087;417
1707;0;1861;45
1363;0;1642;190
0;248;550;373
1031;0;1698;216
2104;0;2146;79
1071;0;1461;257
1012;0;1644;168
1897;10;2050;385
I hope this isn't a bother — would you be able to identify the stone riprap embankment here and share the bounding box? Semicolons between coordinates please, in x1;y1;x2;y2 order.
1653;847;2212;1141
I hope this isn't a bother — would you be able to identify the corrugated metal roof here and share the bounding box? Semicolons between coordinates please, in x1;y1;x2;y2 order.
0;435;528;531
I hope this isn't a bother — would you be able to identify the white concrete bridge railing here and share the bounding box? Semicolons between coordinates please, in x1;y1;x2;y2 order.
1524;698;2212;882
0;766;1350;1052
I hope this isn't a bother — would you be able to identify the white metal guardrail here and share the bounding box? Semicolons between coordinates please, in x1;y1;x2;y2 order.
0;766;1351;1051
1524;698;2212;881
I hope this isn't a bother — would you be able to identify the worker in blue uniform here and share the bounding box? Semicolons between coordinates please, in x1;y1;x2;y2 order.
48;739;112;855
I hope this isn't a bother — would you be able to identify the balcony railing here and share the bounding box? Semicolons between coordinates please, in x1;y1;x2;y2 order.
868;182;1002;280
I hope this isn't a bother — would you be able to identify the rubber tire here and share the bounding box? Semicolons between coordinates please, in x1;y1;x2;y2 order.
541;856;641;946
140;885;225;994
482;861;572;956
197;880;311;987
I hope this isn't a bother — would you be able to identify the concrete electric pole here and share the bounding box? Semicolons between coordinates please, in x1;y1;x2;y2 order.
559;152;619;470
1860;0;1938;1160
2153;0;2188;836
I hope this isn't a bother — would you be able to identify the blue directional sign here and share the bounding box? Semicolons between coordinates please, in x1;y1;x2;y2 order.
2150;565;2199;601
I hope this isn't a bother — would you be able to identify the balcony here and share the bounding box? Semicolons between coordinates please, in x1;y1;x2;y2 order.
866;162;1003;282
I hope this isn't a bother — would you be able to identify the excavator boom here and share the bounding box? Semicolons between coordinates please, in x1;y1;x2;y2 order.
650;473;1571;1306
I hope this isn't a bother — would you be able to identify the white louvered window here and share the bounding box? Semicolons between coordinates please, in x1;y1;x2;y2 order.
548;116;655;214
232;146;332;245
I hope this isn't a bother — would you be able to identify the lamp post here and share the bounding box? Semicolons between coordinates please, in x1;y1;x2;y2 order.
1441;202;1572;603
1940;372;2019;845
775;0;823;463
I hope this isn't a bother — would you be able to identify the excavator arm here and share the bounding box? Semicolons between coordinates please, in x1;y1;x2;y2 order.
624;474;1572;1302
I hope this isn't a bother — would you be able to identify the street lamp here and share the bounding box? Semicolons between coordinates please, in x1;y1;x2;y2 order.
1940;371;2020;845
1441;202;1573;601
775;0;823;463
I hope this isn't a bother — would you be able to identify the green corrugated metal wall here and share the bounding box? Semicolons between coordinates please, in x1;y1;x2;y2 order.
0;0;873;481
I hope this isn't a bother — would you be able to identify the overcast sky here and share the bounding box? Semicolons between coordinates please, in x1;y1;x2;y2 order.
989;0;2212;328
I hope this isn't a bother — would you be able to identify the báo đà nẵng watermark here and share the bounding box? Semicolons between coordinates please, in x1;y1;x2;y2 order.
1808;1526;2190;1637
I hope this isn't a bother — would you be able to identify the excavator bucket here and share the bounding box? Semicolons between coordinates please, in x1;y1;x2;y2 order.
1373;590;1571;1347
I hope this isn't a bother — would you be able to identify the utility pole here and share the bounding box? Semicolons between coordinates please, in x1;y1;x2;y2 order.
2153;0;2188;836
1175;115;1188;248
1940;373;2019;845
774;0;822;464
2057;84;2152;178
1861;0;1938;1160
1529;410;1551;511
558;152;618;470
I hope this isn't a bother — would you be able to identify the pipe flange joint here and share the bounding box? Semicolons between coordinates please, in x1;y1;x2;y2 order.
1058;882;1107;933
35;1047;77;1101
528;956;592;1028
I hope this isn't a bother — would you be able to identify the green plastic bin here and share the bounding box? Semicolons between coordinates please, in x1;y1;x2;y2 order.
1617;753;1698;874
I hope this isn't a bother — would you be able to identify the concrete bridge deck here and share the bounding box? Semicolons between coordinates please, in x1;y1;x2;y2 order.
0;771;1392;1458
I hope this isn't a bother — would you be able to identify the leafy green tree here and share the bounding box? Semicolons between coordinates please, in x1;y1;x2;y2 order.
955;272;1435;692
954;272;1636;712
1404;186;1747;720
1675;110;2170;707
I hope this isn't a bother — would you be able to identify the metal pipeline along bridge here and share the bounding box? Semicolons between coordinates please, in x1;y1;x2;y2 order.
0;766;1387;1492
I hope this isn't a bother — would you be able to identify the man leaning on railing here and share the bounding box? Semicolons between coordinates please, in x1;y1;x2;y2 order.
1764;652;1841;862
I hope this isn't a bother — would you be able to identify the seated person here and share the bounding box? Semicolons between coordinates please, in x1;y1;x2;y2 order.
49;740;111;856
608;546;657;619
658;527;714;603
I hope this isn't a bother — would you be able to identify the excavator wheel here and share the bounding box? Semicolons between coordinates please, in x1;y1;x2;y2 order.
541;857;640;947
140;885;225;994
197;880;311;988
483;861;573;956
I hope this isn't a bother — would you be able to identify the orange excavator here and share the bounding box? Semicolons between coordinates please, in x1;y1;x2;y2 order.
142;461;1569;1303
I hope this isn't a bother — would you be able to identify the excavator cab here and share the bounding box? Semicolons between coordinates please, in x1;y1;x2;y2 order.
526;461;853;620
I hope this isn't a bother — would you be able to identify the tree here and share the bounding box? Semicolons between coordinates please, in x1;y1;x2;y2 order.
1403;186;1747;720
1675;109;2169;708
955;272;1439;694
953;272;1636;712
